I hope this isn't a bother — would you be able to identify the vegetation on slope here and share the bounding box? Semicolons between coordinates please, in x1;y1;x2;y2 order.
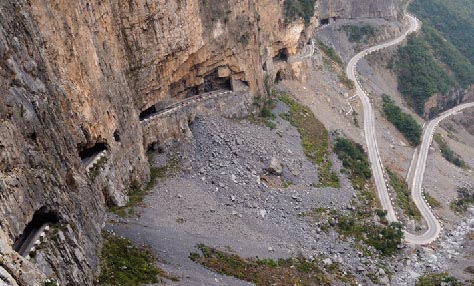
382;95;422;146
190;244;334;286
333;138;371;190
283;0;316;25
390;35;453;115
424;192;441;209
317;42;354;90
280;93;340;188
415;272;461;286
433;134;467;168
387;170;421;220
99;232;177;285
389;0;474;116
450;187;474;214
410;0;474;64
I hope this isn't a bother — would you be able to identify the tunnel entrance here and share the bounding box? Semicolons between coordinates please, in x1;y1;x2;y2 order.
273;48;289;62
78;143;107;166
139;105;158;121
13;208;59;256
202;69;232;94
320;18;330;25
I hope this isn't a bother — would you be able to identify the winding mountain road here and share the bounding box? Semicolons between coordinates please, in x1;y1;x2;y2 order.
343;13;474;245
405;102;474;244
346;13;420;225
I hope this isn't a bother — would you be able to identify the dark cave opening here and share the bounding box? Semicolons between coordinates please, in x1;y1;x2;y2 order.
273;48;289;62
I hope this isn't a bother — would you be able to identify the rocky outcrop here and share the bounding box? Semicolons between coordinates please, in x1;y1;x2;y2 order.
425;85;474;119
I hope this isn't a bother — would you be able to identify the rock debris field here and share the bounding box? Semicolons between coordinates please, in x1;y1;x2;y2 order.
107;104;397;285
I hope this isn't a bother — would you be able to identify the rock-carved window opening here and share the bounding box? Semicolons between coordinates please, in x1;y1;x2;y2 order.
78;143;107;166
139;105;158;121
320;18;330;25
13;208;59;256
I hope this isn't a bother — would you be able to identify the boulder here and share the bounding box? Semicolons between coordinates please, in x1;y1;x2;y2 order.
267;157;283;175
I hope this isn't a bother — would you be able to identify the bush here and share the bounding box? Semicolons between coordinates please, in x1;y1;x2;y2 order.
333;138;371;190
387;170;421;220
317;41;344;66
341;25;377;43
415;272;461;286
382;95;422;146
335;217;403;256
433;134;467;168
450;187;474;214
283;0;316;25
190;244;334;285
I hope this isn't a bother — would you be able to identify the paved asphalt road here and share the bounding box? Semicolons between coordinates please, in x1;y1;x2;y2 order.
346;11;474;244
405;102;474;244
346;13;420;222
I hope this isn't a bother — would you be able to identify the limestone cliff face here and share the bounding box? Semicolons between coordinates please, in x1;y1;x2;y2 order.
0;0;403;284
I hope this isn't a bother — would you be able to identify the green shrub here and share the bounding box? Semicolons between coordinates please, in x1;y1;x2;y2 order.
424;192;441;208
317;41;344;66
341;25;377;43
280;93;340;188
190;244;334;285
336;218;403;256
433;134;467;168
333;138;371;190
388;170;421;220
450;187;474;214
415;272;461;286
382;95;422;146
283;0;316;25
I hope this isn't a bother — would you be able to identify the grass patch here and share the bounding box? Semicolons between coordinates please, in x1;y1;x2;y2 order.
98;232;177;285
317;42;354;90
89;156;108;182
415;272;461;286
110;155;178;217
387;170;421;220
337;74;355;90
450;187;474;214
250;96;277;130
424;192;441;208
279;93;340;188
433;134;467;168
317;41;343;66
190;244;346;286
382;95;422;146
333;138;371;190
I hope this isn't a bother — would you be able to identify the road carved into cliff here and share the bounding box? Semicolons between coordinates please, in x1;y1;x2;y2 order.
141;90;234;124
